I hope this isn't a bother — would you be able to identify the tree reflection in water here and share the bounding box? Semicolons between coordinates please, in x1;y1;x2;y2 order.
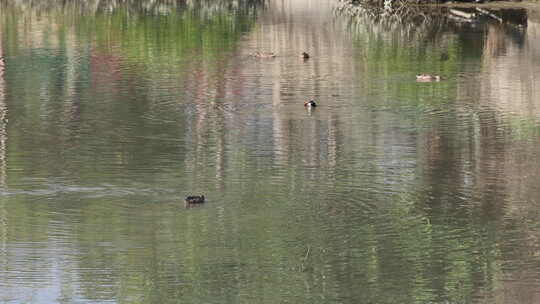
0;0;539;303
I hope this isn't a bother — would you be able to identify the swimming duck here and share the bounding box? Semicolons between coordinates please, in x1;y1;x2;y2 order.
416;74;441;82
185;195;205;205
251;51;276;58
304;100;317;107
301;52;310;59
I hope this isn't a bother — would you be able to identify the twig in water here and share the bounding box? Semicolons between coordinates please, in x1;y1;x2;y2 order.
300;245;311;272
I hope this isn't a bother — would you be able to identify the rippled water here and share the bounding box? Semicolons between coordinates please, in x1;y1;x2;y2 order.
0;0;539;303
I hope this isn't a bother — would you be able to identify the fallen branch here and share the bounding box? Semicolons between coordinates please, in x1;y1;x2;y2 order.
450;9;477;20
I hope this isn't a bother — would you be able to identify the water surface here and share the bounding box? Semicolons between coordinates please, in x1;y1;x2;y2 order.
0;0;539;303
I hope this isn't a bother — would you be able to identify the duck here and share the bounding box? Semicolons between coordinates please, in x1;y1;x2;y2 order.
251;51;276;58
301;52;310;59
185;195;205;205
304;100;317;107
416;74;441;82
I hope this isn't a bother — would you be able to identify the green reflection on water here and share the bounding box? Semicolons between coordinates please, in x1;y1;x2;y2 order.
0;1;259;184
0;1;539;304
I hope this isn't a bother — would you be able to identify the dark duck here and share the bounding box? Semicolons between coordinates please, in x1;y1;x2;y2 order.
185;195;205;205
304;100;317;108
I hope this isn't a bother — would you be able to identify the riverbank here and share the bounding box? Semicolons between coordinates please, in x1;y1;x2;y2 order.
437;0;540;8
340;0;540;8
337;0;537;27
